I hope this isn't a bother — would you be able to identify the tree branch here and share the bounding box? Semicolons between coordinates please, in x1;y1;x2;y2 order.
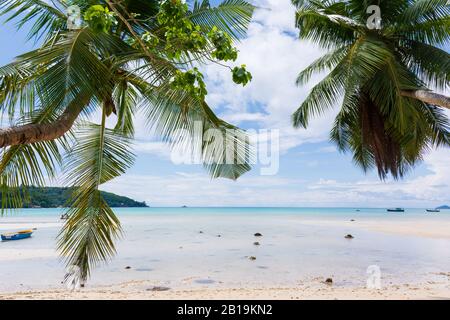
401;90;450;110
0;97;89;148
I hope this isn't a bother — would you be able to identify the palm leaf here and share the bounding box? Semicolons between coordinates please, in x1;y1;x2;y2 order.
401;40;450;90
58;121;135;280
0;0;67;41
128;76;252;180
0;107;70;213
189;0;255;40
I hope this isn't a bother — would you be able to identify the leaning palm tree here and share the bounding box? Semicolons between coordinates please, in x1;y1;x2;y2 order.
292;0;449;179
0;0;254;282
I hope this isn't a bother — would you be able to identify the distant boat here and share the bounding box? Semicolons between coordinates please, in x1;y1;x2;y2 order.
426;209;440;213
1;229;33;241
60;213;69;220
387;208;405;212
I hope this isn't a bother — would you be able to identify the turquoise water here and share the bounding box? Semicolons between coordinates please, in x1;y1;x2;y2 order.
1;207;449;293
5;206;450;217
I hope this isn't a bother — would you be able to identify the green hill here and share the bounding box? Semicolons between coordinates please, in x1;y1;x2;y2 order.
1;187;148;208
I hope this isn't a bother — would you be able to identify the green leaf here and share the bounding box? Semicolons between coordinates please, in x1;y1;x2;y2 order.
58;121;135;280
189;0;255;40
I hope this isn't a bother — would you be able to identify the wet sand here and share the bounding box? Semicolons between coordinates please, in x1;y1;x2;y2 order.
2;279;449;300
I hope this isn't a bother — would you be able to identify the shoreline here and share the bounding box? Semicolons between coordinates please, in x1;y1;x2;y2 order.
2;280;449;300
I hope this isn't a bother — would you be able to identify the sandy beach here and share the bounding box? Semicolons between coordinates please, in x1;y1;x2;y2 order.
1;208;449;300
2;279;450;300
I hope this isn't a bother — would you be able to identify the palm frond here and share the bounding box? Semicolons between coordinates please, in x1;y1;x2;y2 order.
0;107;69;213
398;0;450;25
293;61;347;128
292;0;450;179
296;45;350;86
401;40;450;90
128;76;252;180
189;0;255;40
293;35;385;128
0;0;67;41
295;7;359;49
398;15;450;46
0;65;38;121
113;80;138;137
58;121;135;280
0;28;119;122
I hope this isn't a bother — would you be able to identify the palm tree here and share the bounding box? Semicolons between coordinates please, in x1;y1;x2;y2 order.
0;0;255;281
292;0;449;179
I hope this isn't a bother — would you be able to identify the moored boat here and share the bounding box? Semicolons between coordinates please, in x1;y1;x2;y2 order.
1;229;33;241
387;208;405;212
426;209;440;213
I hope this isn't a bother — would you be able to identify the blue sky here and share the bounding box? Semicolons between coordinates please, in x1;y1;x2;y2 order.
1;0;449;207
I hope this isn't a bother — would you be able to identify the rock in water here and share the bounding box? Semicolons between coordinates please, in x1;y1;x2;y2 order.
325;278;333;285
345;234;354;239
254;233;263;237
147;286;170;292
125;266;131;269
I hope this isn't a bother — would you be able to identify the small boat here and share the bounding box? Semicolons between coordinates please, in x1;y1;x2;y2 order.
60;213;69;220
1;229;33;241
426;209;440;213
387;208;405;212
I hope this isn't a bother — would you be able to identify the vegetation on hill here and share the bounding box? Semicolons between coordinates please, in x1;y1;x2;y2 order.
0;187;147;208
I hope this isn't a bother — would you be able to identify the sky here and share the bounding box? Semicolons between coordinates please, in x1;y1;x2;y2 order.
0;0;449;208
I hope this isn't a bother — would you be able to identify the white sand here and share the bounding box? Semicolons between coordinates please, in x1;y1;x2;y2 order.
1;279;449;300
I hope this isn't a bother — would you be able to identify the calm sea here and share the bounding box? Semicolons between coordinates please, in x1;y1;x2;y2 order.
1;207;449;292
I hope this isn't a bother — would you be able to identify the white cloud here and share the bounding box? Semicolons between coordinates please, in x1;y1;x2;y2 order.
132;140;171;158
203;0;338;154
101;173;306;206
317;146;337;153
306;147;450;206
102;146;450;207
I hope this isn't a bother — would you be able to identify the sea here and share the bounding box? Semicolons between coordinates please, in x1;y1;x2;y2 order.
0;207;449;292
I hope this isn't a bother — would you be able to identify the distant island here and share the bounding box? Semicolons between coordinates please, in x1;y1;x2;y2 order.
436;205;450;210
0;187;148;208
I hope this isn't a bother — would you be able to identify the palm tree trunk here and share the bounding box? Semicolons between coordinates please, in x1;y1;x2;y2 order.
401;90;450;110
0;98;88;148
